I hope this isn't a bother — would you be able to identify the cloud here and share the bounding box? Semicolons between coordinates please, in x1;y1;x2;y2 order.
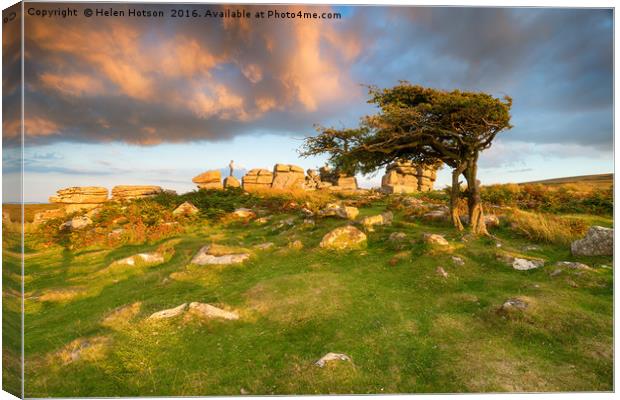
20;4;364;146
13;5;611;156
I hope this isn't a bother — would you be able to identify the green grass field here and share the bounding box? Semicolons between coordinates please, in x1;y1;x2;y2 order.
3;194;613;396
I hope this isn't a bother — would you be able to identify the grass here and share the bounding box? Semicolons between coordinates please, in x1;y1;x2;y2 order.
3;192;613;396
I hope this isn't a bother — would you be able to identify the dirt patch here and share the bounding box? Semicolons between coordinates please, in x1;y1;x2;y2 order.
245;272;352;324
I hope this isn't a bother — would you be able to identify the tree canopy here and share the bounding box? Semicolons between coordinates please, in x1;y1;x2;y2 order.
300;82;513;234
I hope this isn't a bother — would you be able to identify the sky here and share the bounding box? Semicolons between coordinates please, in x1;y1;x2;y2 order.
2;4;613;202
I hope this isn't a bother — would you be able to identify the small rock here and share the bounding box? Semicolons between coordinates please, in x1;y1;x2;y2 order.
566;279;579;288
191;245;250;265
288;240;304;250
549;269;563;277
320;225;367;250
113;252;165;266
303;218;315;226
501;298;528;311
451;256;465;266
436;266;449;278
254;242;275;250
314;352;352;368
389;232;407;242
422;209;448;221
498;253;545;271
231;208;256;220
523;245;541;251
556;261;591;270
148;303;187;320
59;216;93;231
423;233;449;246
318;203;359;220
255;217;269;224
188;302;239;320
240;388;249;395
172;202;199;217
359;211;393;231
512;257;544;271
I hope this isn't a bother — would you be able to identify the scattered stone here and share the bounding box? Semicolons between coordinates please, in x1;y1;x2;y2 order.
240;388;249;395
511;257;544;271
320;226;367;250
188;302;239;320
242;168;273;191
302;218;315;226
223;176;241;188
423;233;449;246
172;201;199;217
359;211;393;231
288;240;304;250
501;298;528;312
556;261;591;270
191;245;250;265
59;216;93;231
113;252;165;267
451;256;465;266
460;213;500;228
570;226;613;256
193;170;223;190
549;269;563;277
271;164;305;190
231;208;256;220
255;217;270;224
389;232;407;242
111;185;162;201
523;245;541;251
422;209;448;221
566;279;579;288
319;203;359;220
148;303;187;320
436;266;449;278
254;242;275;250
314;352;352;368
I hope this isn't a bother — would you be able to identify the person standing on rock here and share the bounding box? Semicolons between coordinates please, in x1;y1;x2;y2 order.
229;160;235;177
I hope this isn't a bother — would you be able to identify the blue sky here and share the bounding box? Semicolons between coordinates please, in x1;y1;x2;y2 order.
2;5;613;202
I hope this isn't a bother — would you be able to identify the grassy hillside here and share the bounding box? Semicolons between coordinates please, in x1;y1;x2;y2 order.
519;173;613;189
4;189;613;395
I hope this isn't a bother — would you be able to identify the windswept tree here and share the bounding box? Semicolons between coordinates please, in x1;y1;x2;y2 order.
300;82;512;235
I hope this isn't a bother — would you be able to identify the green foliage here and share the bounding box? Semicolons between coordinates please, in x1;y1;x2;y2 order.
504;209;589;246
481;184;612;215
145;188;257;219
19;194;613;396
300;82;512;173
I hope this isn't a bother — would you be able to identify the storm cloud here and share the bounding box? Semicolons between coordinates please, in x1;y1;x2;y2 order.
10;5;613;151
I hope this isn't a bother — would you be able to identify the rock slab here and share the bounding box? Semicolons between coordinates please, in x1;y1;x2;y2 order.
193;170;223;190
570;226;613;256
320;226;367;250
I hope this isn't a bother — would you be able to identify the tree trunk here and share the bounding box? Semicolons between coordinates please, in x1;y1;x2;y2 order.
450;165;465;231
464;158;489;236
